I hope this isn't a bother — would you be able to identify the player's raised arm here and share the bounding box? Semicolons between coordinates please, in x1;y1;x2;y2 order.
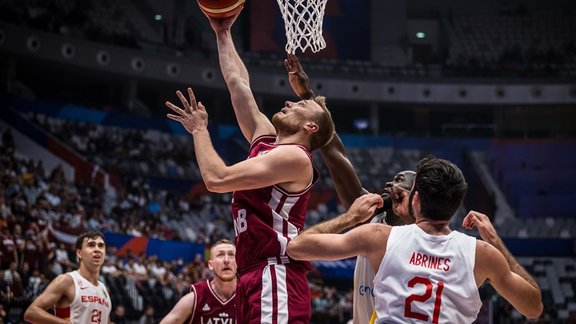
166;89;312;193
476;241;543;318
464;211;543;318
207;12;275;142
285;53;366;209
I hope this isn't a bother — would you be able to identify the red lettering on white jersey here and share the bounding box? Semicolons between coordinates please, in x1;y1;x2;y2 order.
409;252;452;272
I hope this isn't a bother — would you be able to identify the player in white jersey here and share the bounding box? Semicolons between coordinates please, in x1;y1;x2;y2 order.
353;170;415;324
24;231;111;324
288;156;543;323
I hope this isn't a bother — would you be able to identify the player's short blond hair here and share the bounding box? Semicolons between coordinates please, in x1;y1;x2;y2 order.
309;96;335;151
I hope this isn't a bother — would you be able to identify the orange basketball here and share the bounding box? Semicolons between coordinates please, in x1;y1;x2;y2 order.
197;0;246;18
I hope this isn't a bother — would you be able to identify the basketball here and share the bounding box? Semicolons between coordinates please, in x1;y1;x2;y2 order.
197;0;245;19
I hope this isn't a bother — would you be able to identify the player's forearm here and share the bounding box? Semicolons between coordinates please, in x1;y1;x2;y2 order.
293;80;314;100
303;211;358;234
24;307;70;324
215;30;260;140
319;134;365;209
192;129;230;192
215;30;249;84
491;236;540;290
159;314;183;324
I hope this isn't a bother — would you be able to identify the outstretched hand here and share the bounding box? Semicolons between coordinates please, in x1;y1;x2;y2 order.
284;53;314;99
165;88;208;135
347;193;384;224
462;210;499;245
205;9;243;33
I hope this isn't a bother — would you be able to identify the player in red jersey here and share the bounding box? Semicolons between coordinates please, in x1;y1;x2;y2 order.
160;239;236;324
165;8;335;322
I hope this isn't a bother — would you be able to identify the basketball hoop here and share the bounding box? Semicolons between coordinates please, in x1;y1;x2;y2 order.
276;0;328;54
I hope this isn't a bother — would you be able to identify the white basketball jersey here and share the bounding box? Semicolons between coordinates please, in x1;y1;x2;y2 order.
353;212;386;324
373;224;481;324
56;270;112;324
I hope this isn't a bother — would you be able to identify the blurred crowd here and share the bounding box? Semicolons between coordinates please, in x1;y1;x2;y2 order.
0;0;140;48
28;113;200;181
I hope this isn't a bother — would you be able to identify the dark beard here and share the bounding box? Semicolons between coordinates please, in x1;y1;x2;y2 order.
385;211;406;226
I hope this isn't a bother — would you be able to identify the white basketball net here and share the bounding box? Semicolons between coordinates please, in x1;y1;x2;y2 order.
276;0;328;54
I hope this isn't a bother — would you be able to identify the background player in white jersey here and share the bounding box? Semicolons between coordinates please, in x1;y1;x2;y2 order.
287;156;543;323
24;231;111;324
160;239;237;324
352;171;415;324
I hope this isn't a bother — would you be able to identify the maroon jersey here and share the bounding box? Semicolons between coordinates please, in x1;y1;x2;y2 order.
188;280;236;324
231;135;318;275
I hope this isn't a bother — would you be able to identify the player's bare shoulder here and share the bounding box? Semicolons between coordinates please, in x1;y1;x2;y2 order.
276;144;311;157
356;223;391;249
264;144;312;169
44;272;76;304
52;272;75;290
473;239;504;280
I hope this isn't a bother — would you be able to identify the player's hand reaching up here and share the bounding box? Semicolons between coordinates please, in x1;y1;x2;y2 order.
285;54;314;100
462;210;499;245
166;87;209;135
206;10;242;33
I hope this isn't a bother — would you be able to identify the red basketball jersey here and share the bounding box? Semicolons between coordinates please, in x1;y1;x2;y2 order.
231;135;318;275
188;280;236;324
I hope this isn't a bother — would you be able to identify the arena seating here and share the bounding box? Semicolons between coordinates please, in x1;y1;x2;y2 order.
487;140;576;220
446;10;576;77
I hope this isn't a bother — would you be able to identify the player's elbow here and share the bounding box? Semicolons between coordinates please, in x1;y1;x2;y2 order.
523;300;544;319
517;290;543;319
286;240;306;261
202;170;233;193
203;178;228;193
23;307;36;322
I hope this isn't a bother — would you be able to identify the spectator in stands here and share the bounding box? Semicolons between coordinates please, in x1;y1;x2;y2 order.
24;269;45;301
101;259;123;277
0;224;17;269
138;305;155;324
3;262;23;299
111;304;127;324
54;242;73;267
0;303;7;323
1;129;14;152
